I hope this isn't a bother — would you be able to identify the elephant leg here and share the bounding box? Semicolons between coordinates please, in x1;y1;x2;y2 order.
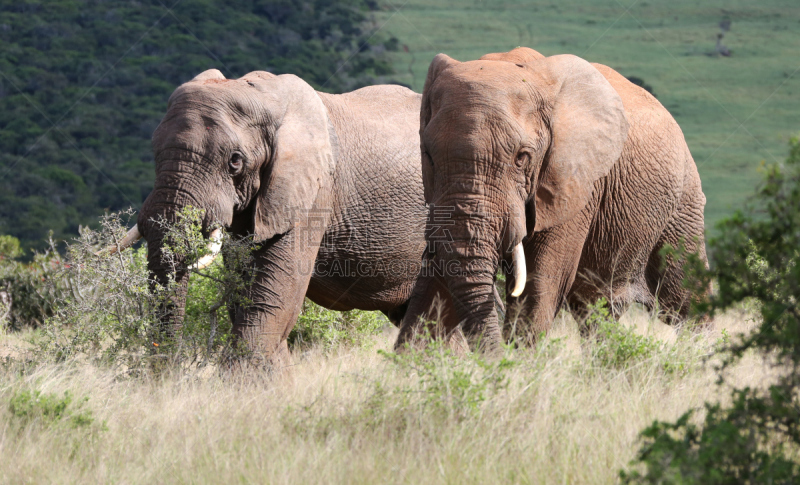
570;283;644;338
232;226;322;368
507;216;591;346
395;273;470;354
645;186;708;325
382;301;409;328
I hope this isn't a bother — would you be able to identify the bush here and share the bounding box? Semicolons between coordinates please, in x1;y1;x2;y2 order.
586;298;661;369
623;137;800;483
0;234;68;330
283;337;517;440
8;389;95;430
9;207;389;373
289;300;388;352
381;337;516;421
583;299;697;376
38;208;253;372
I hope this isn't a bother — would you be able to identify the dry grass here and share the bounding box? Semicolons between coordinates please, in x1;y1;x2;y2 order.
0;309;770;484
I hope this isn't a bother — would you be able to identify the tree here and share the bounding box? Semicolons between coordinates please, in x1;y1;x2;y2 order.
0;0;400;252
623;137;800;483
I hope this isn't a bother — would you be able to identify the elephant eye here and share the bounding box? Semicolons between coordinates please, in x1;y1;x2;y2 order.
229;152;245;175
423;151;433;167
515;152;530;168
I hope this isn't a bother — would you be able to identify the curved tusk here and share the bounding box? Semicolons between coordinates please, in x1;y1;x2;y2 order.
96;224;142;256
509;242;527;298
192;228;222;270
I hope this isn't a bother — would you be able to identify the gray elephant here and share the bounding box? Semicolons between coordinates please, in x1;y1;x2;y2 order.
115;69;432;366
397;47;710;352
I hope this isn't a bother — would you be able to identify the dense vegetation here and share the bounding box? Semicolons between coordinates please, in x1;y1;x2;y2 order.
624;138;800;482
0;0;400;251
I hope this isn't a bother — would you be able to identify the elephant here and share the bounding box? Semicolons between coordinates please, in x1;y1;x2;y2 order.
115;69;436;367
396;47;710;352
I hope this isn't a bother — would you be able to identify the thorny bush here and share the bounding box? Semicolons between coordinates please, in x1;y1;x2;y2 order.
37;208;256;373
5;207;391;374
289;299;388;352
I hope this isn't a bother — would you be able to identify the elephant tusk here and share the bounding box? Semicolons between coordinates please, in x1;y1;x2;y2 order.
510;242;527;298
96;224;142;256
191;229;223;270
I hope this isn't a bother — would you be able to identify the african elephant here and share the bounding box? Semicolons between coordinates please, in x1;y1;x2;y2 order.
117;69;435;366
396;47;709;352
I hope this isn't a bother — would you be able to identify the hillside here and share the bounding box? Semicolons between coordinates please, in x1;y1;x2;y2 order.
0;0;400;251
375;0;800;227
2;0;798;251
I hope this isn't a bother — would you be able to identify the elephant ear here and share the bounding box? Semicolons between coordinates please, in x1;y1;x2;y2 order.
247;74;335;242
420;53;460;203
530;54;629;231
479;47;544;64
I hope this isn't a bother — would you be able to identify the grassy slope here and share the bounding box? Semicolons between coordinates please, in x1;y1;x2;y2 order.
374;0;800;228
0;311;764;483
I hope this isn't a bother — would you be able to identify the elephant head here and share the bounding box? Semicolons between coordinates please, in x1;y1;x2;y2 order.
419;47;628;348
125;69;334;336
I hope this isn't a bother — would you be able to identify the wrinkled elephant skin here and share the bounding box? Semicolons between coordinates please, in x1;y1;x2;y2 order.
139;69;438;367
397;47;710;352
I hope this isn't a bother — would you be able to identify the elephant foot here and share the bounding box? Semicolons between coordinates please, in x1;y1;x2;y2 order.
465;322;504;358
394;318;470;356
222;338;293;376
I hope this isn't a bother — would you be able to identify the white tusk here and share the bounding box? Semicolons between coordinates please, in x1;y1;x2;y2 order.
192;229;222;270
96;224;142;256
510;242;527;298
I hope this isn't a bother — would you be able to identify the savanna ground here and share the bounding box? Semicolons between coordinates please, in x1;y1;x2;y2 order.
375;0;800;227
0;305;767;484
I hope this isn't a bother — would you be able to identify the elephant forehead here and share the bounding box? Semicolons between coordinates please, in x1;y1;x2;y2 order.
424;109;520;162
154;96;252;152
434;61;534;104
167;82;263;124
154;115;239;155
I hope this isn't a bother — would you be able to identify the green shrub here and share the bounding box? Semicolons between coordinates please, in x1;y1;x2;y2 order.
583;298;697;376
289;300;388;351
380;338;516;421
587;299;662;370
8;389;95;429
0;233;69;330
0;235;22;259
283;338;517;441
38;208;252;371
16;207;386;372
623;137;800;483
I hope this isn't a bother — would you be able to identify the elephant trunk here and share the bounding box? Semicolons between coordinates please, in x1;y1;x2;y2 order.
137;189;202;341
146;233;191;341
435;212;504;353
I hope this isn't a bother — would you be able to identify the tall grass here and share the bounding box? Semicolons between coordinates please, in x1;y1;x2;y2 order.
0;308;766;484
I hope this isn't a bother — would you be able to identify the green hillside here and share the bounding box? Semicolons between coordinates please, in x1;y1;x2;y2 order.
374;0;800;228
0;0;400;251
